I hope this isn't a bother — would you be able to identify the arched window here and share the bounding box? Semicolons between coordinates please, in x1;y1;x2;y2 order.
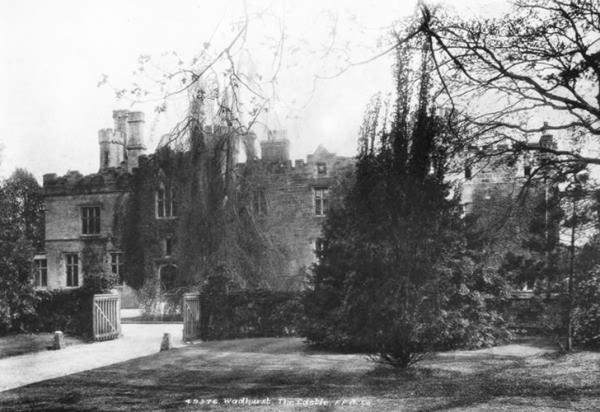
159;264;178;292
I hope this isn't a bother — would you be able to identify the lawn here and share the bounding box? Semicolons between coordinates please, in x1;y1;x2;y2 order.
0;333;84;359
1;337;599;411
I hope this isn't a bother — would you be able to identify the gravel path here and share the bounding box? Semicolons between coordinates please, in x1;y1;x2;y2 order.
0;323;187;392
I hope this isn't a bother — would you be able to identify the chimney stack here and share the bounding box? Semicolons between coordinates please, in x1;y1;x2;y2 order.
126;111;146;171
113;110;129;138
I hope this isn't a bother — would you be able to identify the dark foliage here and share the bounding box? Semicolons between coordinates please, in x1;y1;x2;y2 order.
486;185;566;292
572;267;600;347
302;44;511;368
568;235;600;347
81;241;119;293
0;239;38;335
24;289;95;339
0;169;44;335
199;275;303;340
505;295;564;336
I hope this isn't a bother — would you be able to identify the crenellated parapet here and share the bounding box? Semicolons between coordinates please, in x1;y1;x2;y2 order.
236;150;354;188
98;128;125;145
43;168;132;196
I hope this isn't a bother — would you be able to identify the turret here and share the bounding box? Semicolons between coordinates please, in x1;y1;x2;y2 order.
538;121;555;163
98;129;125;171
539;122;554;149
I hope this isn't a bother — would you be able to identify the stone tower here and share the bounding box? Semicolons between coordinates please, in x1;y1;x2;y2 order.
260;130;290;162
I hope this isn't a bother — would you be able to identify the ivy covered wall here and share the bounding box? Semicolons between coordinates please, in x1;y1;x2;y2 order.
42;120;353;313
118;129;353;312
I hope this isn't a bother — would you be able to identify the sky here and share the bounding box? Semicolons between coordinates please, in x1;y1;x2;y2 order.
0;0;509;182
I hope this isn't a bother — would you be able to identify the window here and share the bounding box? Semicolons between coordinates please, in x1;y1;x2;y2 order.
110;252;124;284
465;166;472;179
65;254;79;287
314;188;329;216
317;162;327;175
160;265;178;293
253;191;267;215
315;238;328;255
524;165;532;177
164;238;173;257
81;206;100;235
157;186;177;218
157;187;165;217
34;258;47;288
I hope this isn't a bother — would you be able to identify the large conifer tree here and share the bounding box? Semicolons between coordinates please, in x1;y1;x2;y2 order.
303;42;510;367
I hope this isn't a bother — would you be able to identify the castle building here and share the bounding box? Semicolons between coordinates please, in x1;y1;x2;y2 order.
36;110;353;301
460;124;557;214
35;109;554;301
39;111;145;290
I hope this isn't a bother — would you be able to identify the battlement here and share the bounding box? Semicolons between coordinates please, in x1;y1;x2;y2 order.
98;128;125;144
268;129;288;141
235;152;354;179
43;168;131;196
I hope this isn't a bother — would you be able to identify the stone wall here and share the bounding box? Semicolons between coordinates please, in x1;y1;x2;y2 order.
42;169;131;289
40;110;355;304
238;146;354;284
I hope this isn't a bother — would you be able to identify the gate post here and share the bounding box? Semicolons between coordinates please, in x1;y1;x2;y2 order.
183;293;201;342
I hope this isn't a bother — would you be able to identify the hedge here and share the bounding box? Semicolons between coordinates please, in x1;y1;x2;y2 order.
24;289;96;339
199;289;303;340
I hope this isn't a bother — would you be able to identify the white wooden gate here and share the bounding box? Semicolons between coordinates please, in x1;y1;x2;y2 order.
183;293;201;342
93;294;121;341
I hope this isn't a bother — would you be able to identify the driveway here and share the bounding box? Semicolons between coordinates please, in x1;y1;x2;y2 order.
0;323;187;392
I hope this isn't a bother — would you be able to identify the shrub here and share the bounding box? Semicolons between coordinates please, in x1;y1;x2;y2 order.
572;266;600;347
137;278;162;316
200;288;303;340
0;169;43;335
25;289;95;339
0;239;38;335
81;242;118;293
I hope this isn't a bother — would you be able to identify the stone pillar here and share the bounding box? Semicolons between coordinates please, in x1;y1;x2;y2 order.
126;111;147;171
113;110;129;138
53;331;65;350
160;333;172;351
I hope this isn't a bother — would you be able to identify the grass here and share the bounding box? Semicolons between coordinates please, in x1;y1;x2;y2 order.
1;337;599;411
0;332;84;359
